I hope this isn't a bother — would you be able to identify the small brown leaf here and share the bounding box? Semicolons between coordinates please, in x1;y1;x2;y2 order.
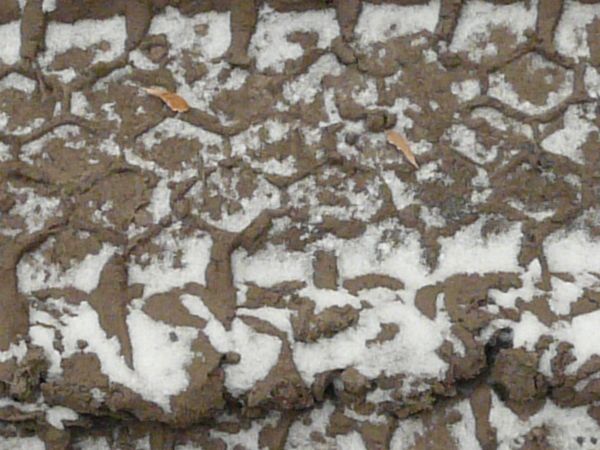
386;130;419;169
144;87;190;113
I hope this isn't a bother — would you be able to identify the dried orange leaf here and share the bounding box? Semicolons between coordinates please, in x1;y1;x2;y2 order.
386;130;419;169
144;86;168;96
144;87;190;113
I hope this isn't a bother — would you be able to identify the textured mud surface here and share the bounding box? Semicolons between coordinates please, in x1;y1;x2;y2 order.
2;0;600;448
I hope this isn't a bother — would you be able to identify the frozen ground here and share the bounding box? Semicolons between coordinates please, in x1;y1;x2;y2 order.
1;0;600;449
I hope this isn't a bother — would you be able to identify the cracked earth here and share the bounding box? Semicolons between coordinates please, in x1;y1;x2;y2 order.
1;0;600;449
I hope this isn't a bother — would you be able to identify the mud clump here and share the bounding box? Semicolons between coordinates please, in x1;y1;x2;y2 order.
489;348;548;403
291;304;360;342
1;348;48;403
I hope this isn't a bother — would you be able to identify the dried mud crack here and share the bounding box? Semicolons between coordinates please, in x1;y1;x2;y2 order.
1;0;600;449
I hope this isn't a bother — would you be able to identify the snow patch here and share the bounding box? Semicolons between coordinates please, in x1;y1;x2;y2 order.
210;414;279;450
0;22;21;65
20;125;84;164
42;0;57;12
541;104;597;164
585;66;600;99
233;244;312;288
489;260;542;310
419;206;447;228
436;218;522;279
491;392;600;449
283;54;343;104
382;170;416;211
0;340;27;363
352;78;378;107
292;288;453;384
60;303;198;409
29;311;63;375
335;432;367;450
298;286;362;315
46;406;78;430
41;17;127;82
555;1;600;60
72;437;111;450
0;437;45;450
17;240;117;295
182;295;282;395
471;107;533;138
0;73;36;94
390;416;426;450
28;298;200;410
252;156;297;177
451;79;481;102
147;178;172;223
338;217;522;290
450;0;537;62
150;7;230;60
448;400;482;450
250;6;339;72
355;1;440;47
508;311;547;352
128;226;212;299
445;124;497;164
7;185;61;233
70;91;95;118
285;402;335;449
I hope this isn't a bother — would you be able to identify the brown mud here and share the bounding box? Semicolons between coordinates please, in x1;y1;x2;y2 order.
1;0;600;449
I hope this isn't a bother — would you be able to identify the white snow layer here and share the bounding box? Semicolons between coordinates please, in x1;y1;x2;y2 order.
355;1;441;46
450;0;537;62
555;1;600;60
181;295;282;396
232;217;522;384
0;437;45;450
31;301;200;410
0;22;21;65
250;6;340;72
541;104;597;164
17;241;117;295
128;227;213;299
41;17;127;82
